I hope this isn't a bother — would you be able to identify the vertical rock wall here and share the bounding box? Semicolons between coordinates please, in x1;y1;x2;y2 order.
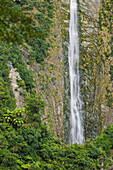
79;0;113;139
61;1;70;144
30;0;66;141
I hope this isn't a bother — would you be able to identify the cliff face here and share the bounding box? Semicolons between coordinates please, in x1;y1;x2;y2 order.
79;0;113;139
31;0;65;140
31;0;70;142
7;0;112;143
79;0;101;139
7;0;69;142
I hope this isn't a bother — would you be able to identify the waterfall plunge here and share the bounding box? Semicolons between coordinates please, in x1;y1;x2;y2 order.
68;0;84;145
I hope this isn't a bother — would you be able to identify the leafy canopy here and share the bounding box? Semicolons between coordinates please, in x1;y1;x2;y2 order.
0;0;41;43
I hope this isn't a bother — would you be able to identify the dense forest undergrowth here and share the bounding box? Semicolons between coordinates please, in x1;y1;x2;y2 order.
0;103;113;169
0;0;113;169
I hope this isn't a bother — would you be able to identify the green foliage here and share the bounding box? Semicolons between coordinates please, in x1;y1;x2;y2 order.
25;95;44;124
27;0;54;64
0;80;12;108
5;108;25;129
0;44;16;111
0;95;113;169
0;43;34;95
110;65;113;80
0;44;10;84
105;86;113;107
0;95;47;169
93;125;113;154
28;38;51;64
9;44;35;91
0;0;38;44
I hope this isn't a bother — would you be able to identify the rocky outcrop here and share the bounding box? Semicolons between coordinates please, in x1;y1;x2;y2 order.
9;61;24;108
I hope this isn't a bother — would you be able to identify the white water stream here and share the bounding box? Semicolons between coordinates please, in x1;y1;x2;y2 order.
68;0;84;145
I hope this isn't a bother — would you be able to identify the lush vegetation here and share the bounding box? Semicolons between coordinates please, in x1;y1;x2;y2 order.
0;64;113;169
0;0;37;43
21;0;55;64
0;96;113;169
0;0;55;92
0;0;113;169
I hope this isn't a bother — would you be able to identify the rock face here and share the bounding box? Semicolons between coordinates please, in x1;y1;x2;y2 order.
29;0;70;142
79;0;101;140
9;61;24;108
79;0;113;139
8;0;112;143
29;0;66;141
8;0;68;142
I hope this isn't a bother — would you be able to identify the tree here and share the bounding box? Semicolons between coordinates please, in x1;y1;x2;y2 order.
0;0;41;43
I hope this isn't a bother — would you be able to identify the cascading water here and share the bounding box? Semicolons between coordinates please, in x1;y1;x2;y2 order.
68;0;84;145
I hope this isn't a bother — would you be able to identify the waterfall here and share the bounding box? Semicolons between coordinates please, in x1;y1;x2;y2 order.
68;0;84;145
